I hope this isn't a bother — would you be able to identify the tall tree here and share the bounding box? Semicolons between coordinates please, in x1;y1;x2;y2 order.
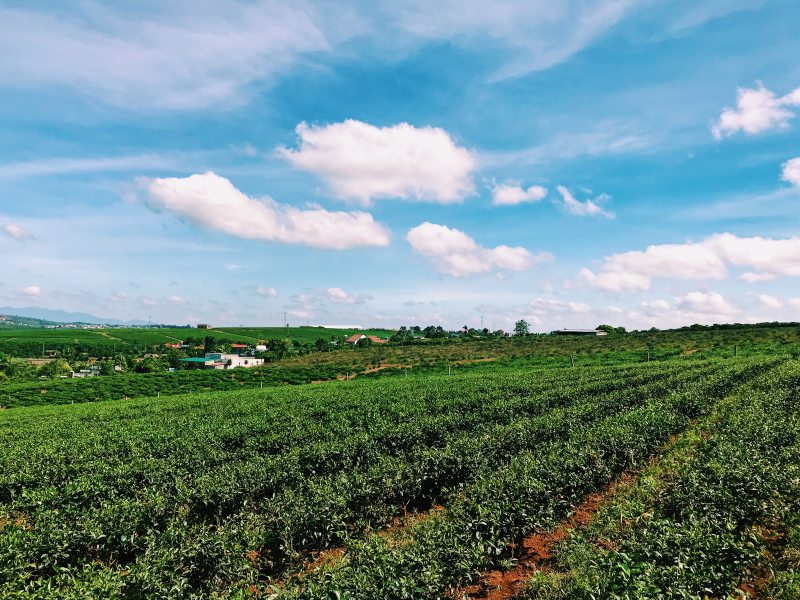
514;319;530;336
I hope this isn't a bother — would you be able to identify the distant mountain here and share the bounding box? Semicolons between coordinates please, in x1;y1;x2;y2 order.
0;306;131;325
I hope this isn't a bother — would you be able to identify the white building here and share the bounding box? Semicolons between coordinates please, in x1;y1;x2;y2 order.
204;353;264;369
181;353;265;369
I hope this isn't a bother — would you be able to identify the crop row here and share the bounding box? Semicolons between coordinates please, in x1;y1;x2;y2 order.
279;358;779;599
0;360;749;597
521;358;800;599
0;364;349;409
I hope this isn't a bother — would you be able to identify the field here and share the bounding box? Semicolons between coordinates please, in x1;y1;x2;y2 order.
0;326;395;357
1;348;799;598
3;324;799;410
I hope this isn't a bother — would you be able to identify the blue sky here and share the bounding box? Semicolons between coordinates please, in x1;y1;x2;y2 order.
1;0;799;330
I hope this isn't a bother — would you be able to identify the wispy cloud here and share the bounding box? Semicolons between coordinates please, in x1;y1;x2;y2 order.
0;2;343;110
557;186;614;218
0;155;181;180
2;224;29;240
481;121;660;168
386;0;639;80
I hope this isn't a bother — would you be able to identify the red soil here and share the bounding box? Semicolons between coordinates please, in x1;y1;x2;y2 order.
458;471;639;600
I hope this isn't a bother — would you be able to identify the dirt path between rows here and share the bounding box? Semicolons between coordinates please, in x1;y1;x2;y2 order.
457;433;682;600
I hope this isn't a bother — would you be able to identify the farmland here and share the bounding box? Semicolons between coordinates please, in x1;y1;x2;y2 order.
0;325;395;357
1;351;798;598
2;323;799;410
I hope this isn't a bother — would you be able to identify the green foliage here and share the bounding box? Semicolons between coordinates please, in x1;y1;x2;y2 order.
521;360;800;599
598;324;627;334
515;319;530;336
0;357;781;597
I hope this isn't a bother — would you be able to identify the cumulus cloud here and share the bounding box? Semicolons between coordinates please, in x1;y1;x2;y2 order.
2;224;28;240
23;285;41;297
580;233;800;292
141;171;390;250
790;298;800;311
556;186;614;218
255;286;278;297
677;291;738;316
491;182;547;206
712;84;800;139
406;221;550;277
278;120;476;205
628;292;739;327
757;294;782;309
739;271;776;283
782;157;800;187
327;287;356;304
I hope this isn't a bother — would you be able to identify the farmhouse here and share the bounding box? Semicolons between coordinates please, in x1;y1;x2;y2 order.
196;323;211;329
551;328;608;336
180;353;264;370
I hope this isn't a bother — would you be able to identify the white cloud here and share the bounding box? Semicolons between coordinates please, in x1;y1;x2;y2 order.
580;233;800;292
0;3;344;110
530;297;591;314
641;299;672;313
556;186;614;218
482;121;661;168
739;271;776;283
256;286;278;297
607;305;623;314
327;287;356;304
388;0;638;79
2;224;28;240
782;157;800;187
627;291;739;328
712;84;800;139
288;309;314;320
579;269;652;293
491;182;547;206
23;285;41;298
406;222;550;277
141;171;390;250
0;155;178;181
790;298;800;311
677;291;738;316
757;294;782;309
278;120;476;205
